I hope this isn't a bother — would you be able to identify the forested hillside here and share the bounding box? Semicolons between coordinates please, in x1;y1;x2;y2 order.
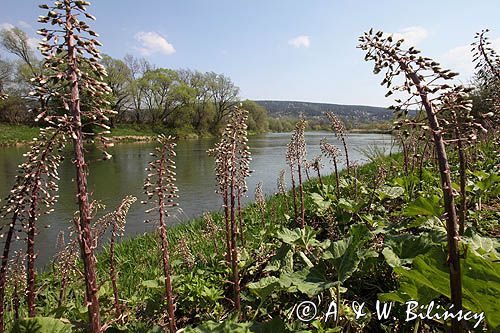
256;100;393;122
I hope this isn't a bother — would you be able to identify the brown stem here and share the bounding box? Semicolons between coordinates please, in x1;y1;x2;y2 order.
260;205;266;228
110;223;121;318
400;60;463;332
0;213;17;332
237;187;245;247
297;161;305;229
401;139;409;176
455;130;467;235
229;141;240;313
333;158;340;197
316;167;323;187
289;164;298;223
65;4;101;331
13;284;19;322
58;272;67;308
223;189;232;264
157;148;176;333
341;136;350;175
26;157;49;317
158;211;176;332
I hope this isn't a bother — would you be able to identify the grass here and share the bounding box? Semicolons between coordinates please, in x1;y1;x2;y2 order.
0;123;208;145
0;122;390;146
0;123;41;146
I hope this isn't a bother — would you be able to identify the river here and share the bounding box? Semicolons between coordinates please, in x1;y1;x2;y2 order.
0;132;394;267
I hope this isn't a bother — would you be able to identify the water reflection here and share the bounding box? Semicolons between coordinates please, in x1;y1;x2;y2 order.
0;132;394;267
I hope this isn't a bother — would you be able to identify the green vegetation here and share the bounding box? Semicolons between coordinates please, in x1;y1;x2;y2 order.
1;25;390;140
3;141;498;332
0;1;498;332
0;124;40;145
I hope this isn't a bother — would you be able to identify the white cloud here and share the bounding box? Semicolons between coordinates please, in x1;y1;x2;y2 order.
134;31;175;56
0;22;15;31
18;20;31;29
440;38;500;79
0;22;39;50
27;37;39;50
391;26;429;46
288;35;310;48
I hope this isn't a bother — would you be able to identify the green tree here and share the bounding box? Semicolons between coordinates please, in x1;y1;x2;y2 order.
241;99;269;133
139;68;194;126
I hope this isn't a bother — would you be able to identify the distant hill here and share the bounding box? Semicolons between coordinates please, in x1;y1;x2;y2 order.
254;100;393;124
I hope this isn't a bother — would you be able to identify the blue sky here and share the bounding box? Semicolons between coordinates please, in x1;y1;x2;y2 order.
1;0;499;107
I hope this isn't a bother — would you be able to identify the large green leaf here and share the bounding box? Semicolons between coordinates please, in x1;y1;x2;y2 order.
323;224;376;283
377;185;404;200
263;244;294;273
248;276;281;300
310;192;332;214
274;226;322;249
12;317;73;333
275;227;301;245
380;248;500;329
382;232;445;268
463;231;500;261
403;195;443;217
278;264;338;297
184;318;288;333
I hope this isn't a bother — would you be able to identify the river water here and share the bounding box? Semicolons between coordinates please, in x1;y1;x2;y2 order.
0;132;394;267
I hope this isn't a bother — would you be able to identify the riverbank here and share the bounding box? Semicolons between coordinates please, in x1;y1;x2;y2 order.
0;123;208;146
9;138;496;332
0;123;392;146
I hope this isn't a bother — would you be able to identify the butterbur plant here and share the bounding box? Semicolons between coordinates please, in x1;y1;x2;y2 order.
276;169;289;211
285;142;299;223
208;139;232;264
310;155;323;187
320;138;341;196
471;29;499;132
143;134;179;333
358;28;482;332
94;195;137;318
0;127;65;330
175;238;195;269
255;182;266;227
6;251;25;323
472;29;500;88
286;118;307;228
325;112;350;174
53;230;79;308
209;106;251;313
33;1;115;330
203;212;220;254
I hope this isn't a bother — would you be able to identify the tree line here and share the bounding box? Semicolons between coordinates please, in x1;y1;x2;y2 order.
0;26;269;134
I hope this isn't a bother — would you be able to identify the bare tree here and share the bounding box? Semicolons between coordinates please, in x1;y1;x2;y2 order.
101;55;132;124
0;27;37;75
206;72;239;132
124;54;152;123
